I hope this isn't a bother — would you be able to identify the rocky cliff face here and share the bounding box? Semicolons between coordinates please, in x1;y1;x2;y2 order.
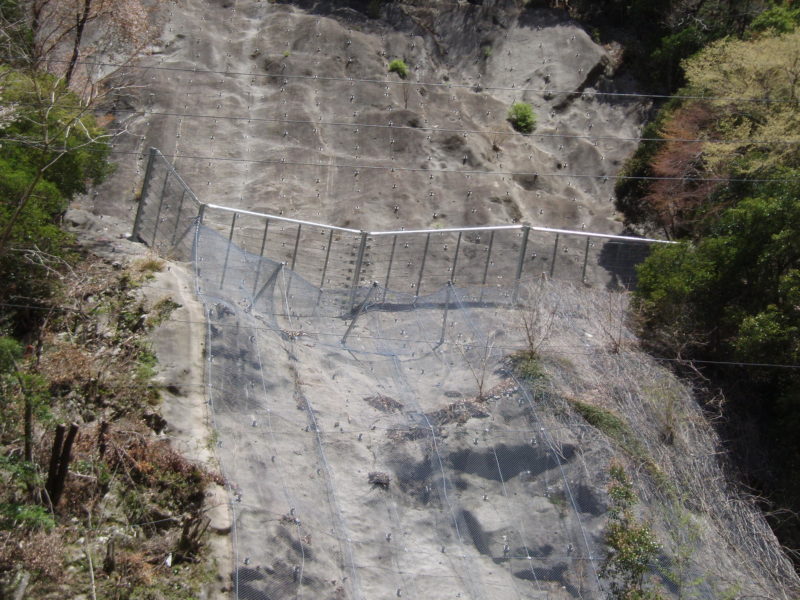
104;0;647;237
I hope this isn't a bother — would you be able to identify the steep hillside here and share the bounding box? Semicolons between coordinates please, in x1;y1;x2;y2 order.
100;0;646;238
72;1;800;599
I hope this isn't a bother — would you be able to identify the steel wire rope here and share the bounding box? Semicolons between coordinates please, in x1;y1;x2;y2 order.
4;301;800;369
367;299;488;600
5;137;798;183
328;300;436;600
270;273;364;600
194;6;315;588
14;56;800;104
248;318;311;596
300;308;423;600
394;292;542;598
402;292;537;597
449;285;604;593
193;217;242;599
8;101;800;146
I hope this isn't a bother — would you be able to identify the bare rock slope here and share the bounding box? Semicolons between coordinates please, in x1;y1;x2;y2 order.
89;1;800;599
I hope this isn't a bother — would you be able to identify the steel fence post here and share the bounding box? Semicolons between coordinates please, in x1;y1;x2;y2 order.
512;225;530;304
219;212;238;289
317;228;335;307
348;231;368;311
414;232;431;299
549;232;560;278
252;218;270;296
132;147;158;241
150;157;172;248
170;189;187;248
581;237;591;283
479;230;495;301
439;281;452;346
450;231;462;285
286;224;302;298
342;282;378;344
382;234;398;303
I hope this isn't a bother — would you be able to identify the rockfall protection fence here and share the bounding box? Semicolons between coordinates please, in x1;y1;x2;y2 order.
132;148;666;314
133;148;698;600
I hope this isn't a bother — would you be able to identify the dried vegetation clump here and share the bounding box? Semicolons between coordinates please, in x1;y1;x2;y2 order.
508;278;800;596
0;254;219;599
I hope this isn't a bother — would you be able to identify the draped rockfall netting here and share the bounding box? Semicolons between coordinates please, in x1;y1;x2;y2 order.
132;150;800;599
195;230;610;599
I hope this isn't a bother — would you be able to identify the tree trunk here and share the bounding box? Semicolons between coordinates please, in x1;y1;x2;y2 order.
45;423;79;506
64;0;92;87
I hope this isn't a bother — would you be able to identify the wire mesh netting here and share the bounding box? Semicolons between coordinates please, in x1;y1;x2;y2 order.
134;150;662;300
196;233;610;599
130;150;800;599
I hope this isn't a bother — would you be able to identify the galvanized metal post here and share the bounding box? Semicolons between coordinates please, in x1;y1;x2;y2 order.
252;218;271;296
450;231;462;285
317;228;335;307
479;230;495;301
414;232;431;299
319;228;334;289
512;225;530;304
170;189;187;247
348;231;368;311
382;234;398;303
549;233;560;278
150;165;171;247
132;147;158;241
219;212;238;289
581;237;591;283
439;281;452;345
286;224;302;298
341;282;378;344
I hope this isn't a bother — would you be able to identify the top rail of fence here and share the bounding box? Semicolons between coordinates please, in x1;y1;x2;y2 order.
205;202;671;245
150;148;670;245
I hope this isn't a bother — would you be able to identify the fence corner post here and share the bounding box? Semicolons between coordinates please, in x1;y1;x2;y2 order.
131;147;158;241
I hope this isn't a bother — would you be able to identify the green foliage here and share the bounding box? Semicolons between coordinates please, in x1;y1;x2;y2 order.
510;350;545;381
635;174;800;365
0;67;112;334
601;463;664;599
0;336;21;373
563;0;763;93
507;102;536;134
388;59;409;79
481;45;493;58
572;401;629;439
747;2;800;36
0;502;55;531
146;297;181;328
634;173;800;547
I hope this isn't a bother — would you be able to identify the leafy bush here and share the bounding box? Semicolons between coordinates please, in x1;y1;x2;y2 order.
747;3;800;36
388;59;409;79
507;102;536;134
601;462;664;599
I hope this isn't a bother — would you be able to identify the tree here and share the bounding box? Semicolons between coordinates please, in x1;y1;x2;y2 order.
639;101;719;238
682;29;800;177
0;66;112;334
29;0;151;87
617;28;800;235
